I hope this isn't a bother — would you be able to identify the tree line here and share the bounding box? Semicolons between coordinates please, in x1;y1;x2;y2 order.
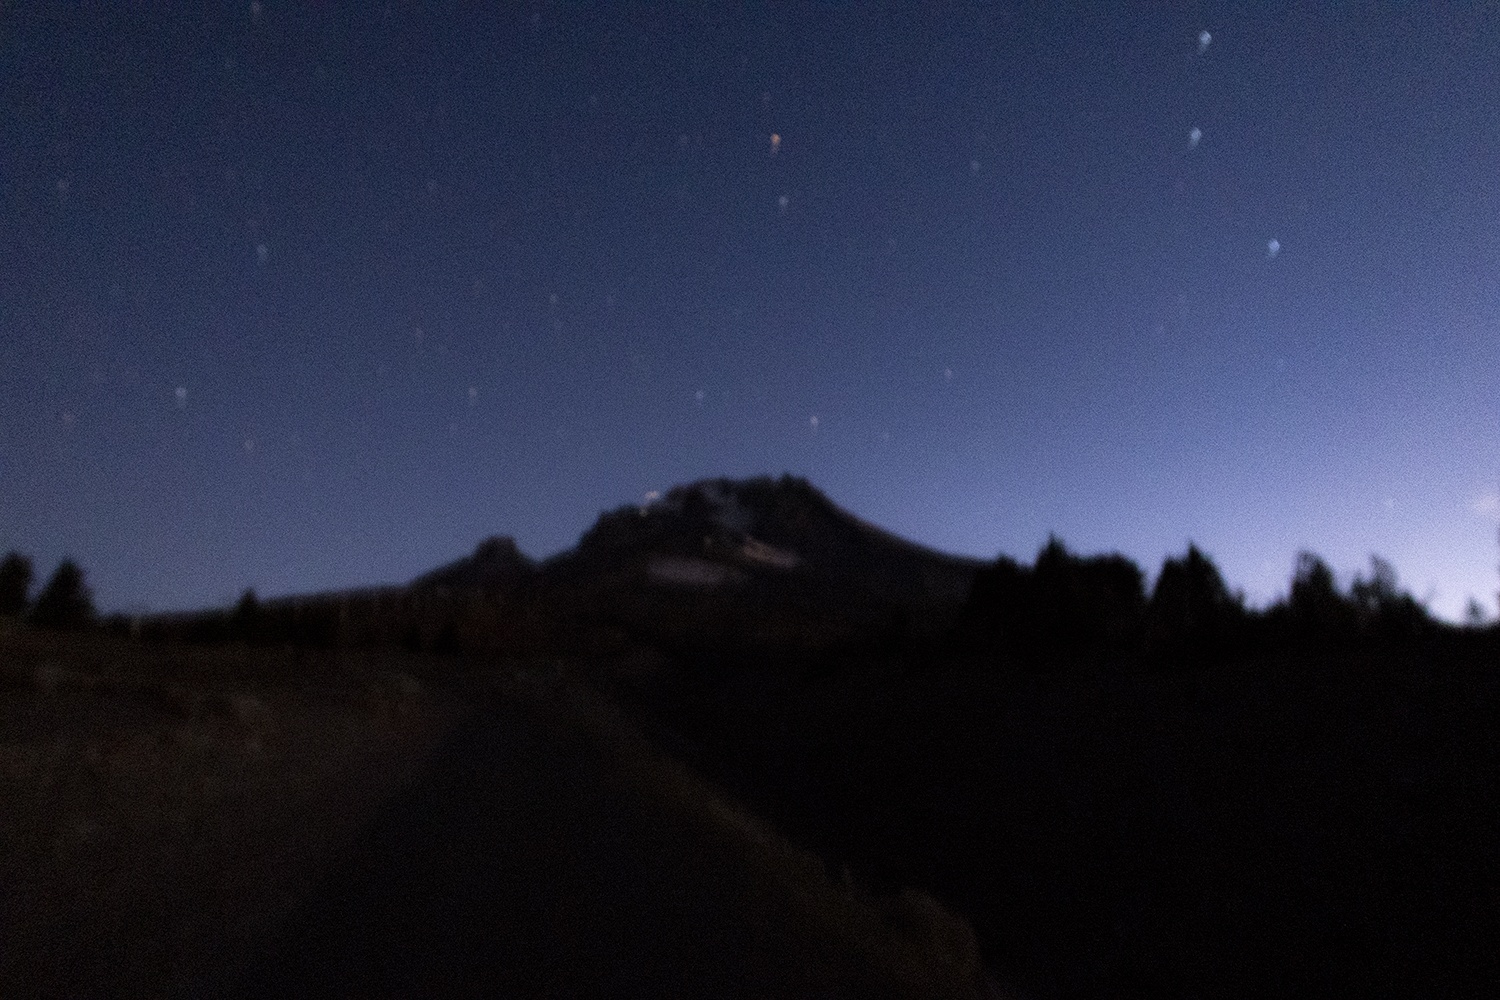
0;551;95;631
3;539;1491;668
948;537;1487;670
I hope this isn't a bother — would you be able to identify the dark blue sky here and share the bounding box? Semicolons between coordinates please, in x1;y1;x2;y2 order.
4;3;1498;619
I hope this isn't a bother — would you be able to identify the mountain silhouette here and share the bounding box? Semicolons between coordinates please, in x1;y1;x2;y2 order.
136;475;992;662
402;474;986;662
525;475;982;604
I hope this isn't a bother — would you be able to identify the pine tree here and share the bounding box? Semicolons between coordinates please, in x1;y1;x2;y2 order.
0;551;33;617
29;560;95;631
1288;552;1357;640
1149;544;1241;667
232;588;262;642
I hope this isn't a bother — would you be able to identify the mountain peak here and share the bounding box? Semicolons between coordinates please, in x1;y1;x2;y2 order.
631;474;832;540
409;475;983;606
557;474;980;604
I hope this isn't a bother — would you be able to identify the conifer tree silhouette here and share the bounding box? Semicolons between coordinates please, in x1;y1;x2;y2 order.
0;551;33;617
1149;544;1241;666
29;559;95;631
1287;552;1356;642
232;588;262;642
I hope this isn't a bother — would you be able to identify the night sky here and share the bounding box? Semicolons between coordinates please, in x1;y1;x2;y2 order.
4;3;1498;620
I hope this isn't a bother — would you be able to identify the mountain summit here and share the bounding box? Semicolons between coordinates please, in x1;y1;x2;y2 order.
398;476;986;658
539;475;984;606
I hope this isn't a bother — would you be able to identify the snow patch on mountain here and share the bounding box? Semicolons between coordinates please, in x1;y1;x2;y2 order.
739;537;801;570
647;555;747;589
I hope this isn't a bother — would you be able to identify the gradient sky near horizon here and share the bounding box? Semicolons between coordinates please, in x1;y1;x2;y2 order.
3;3;1498;619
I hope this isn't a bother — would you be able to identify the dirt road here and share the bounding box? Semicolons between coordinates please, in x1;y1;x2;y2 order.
207;695;968;999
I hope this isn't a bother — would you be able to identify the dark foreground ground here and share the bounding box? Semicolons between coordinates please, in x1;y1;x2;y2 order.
0;626;990;999
613;643;1500;998
13;610;1496;998
211;693;980;999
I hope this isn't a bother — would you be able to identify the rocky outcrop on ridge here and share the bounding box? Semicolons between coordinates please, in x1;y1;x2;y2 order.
411;536;536;591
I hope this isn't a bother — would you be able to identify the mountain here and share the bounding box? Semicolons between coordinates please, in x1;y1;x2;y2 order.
538;475;984;607
138;476;985;661
400;475;987;660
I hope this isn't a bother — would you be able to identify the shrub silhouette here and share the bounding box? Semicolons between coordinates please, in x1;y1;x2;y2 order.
1147;544;1244;668
0;551;33;617
28;559;95;631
